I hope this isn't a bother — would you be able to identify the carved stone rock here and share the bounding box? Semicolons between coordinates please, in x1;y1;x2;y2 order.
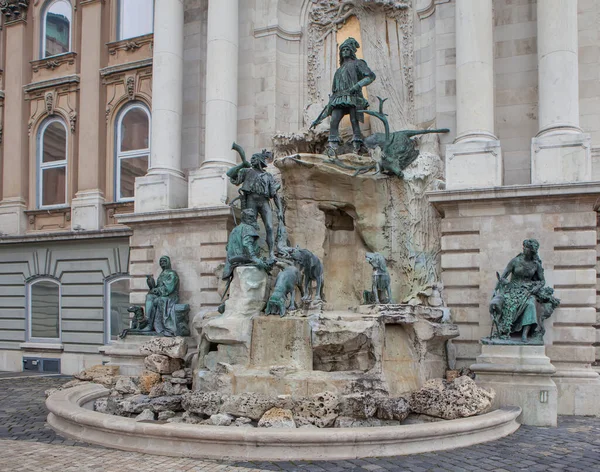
143;354;183;374
258;408;296;429
148;381;189;398
410;376;495;420
140;337;188;359
338;393;379;419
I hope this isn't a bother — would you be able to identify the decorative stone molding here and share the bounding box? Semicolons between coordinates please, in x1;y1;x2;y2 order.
25;207;71;232
44;91;55;115
103;66;152;123
126;76;135;100
99;59;152;78
416;0;451;20
104;202;134;226
306;0;414;126
254;25;302;41
25;77;78;137
107;34;153;57
24;75;80;94
0;0;29;24
31;52;77;73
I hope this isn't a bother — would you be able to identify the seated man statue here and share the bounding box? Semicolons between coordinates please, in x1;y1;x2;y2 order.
121;255;190;338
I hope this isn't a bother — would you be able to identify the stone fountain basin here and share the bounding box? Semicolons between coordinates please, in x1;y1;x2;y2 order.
47;384;521;461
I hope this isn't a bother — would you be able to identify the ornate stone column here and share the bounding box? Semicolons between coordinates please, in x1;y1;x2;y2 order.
531;0;591;184
71;0;106;230
0;2;30;235
188;0;239;208
445;0;502;189
134;0;188;212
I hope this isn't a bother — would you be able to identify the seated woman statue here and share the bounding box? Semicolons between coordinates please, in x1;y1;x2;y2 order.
489;239;560;343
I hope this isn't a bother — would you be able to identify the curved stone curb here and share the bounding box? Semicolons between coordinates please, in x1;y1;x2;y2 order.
46;384;521;461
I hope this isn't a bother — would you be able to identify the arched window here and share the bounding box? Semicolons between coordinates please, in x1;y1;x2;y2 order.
27;278;61;341
104;276;131;342
115;103;151;201
42;0;72;58
38;118;68;208
118;0;154;41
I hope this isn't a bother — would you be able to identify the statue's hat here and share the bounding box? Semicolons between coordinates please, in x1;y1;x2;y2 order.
340;37;360;53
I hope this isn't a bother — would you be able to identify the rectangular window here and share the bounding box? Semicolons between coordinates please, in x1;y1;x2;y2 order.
38;120;68;208
118;0;154;41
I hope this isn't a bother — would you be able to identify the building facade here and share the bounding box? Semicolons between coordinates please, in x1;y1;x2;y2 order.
0;0;599;416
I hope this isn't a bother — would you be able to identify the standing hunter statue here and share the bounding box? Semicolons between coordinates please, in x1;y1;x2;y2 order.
311;37;376;156
228;143;283;262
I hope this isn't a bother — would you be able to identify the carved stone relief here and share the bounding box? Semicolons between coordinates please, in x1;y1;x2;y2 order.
103;67;152;122
44;92;55;115
0;0;29;23
306;0;414;129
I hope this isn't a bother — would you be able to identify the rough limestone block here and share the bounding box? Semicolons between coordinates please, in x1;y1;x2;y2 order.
209;413;235;426
250;317;312;369
219;392;276;421
144;354;183;374
74;364;120;382
140;337;188;359
292;391;339;428
182;391;222;416
258;408;296;428
135;409;156;422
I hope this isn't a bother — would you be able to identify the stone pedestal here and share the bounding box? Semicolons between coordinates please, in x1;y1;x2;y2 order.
134;173;188;213
250;316;312;370
100;335;160;376
445;141;503;189
531;133;591;184
471;344;557;427
71;190;105;231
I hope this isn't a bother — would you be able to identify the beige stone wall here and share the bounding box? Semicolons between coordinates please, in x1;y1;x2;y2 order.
431;186;599;374
492;0;538;186
0;0;153;235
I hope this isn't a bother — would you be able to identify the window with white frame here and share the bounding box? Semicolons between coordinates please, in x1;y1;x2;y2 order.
27;278;61;341
105;276;131;342
118;0;154;41
115;103;150;201
42;0;72;58
38;118;68;208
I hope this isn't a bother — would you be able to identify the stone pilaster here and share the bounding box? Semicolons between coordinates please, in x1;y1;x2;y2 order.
445;0;502;190
531;0;591;184
135;0;187;213
71;0;106;230
188;0;239;208
0;3;30;235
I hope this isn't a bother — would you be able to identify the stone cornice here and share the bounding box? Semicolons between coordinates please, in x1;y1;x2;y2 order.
0;227;132;244
116;206;232;226
31;52;77;73
254;24;302;42
100;58;153;77
23;75;80;93
427;182;600;213
416;0;451;19
107;34;153;56
0;0;29;25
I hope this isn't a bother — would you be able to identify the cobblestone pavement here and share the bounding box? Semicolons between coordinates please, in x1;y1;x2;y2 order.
1;376;600;471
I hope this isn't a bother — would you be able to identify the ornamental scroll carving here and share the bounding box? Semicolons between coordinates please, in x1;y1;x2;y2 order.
307;0;414;129
0;0;29;22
